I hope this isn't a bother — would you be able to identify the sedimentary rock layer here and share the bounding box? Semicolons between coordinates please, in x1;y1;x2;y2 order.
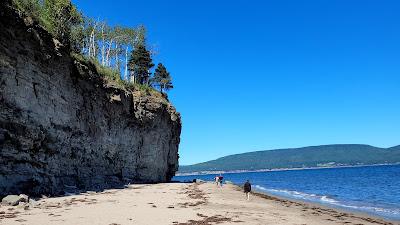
0;3;181;196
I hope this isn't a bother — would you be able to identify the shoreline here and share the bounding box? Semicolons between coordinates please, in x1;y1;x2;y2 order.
176;163;400;176
230;183;400;225
247;186;400;224
1;182;398;225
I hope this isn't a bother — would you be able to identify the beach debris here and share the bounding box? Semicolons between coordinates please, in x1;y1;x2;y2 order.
176;214;233;225
0;208;20;220
178;184;208;208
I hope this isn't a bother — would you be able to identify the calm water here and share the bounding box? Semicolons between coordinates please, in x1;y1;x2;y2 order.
174;165;400;221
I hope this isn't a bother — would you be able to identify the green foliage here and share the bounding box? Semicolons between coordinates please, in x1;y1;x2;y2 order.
70;23;85;53
71;53;162;99
71;52;119;81
135;25;146;47
94;61;120;81
12;0;83;46
11;0;173;97
42;0;82;44
12;0;41;19
152;63;173;93
179;145;400;173
70;52;89;64
128;44;154;85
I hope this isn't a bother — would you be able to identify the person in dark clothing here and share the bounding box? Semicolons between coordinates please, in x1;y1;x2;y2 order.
218;175;223;187
244;180;251;200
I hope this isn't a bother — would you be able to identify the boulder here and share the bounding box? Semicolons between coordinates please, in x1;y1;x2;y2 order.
19;194;29;202
2;195;25;206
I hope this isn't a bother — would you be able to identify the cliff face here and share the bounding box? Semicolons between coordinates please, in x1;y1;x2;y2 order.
0;4;181;196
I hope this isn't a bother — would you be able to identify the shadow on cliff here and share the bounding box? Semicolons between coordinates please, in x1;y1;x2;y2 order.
0;2;181;197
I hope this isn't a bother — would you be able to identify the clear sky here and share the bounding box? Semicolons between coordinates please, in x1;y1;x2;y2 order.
73;0;400;165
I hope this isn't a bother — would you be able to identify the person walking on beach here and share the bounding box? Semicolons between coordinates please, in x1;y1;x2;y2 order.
218;175;223;187
244;180;251;201
215;176;220;187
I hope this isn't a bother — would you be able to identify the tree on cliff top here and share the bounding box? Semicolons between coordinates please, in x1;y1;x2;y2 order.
152;63;173;93
128;44;154;85
43;0;82;45
11;0;175;94
12;0;83;46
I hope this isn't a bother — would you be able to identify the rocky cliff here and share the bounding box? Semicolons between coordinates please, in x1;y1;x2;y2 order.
0;3;181;196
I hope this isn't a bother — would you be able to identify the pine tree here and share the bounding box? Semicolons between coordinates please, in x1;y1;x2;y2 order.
128;44;154;84
152;63;173;93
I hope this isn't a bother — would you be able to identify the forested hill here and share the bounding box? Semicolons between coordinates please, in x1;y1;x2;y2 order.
178;144;400;174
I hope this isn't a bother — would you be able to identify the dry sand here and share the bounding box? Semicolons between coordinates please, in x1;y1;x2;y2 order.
0;182;398;225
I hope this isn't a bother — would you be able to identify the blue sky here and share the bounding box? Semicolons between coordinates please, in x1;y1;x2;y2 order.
73;0;400;165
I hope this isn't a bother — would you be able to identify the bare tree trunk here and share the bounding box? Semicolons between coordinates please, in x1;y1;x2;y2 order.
101;24;105;66
92;38;96;58
88;36;91;57
92;32;96;58
147;69;150;85
82;35;86;54
124;46;129;80
106;39;113;67
90;31;94;57
130;72;135;84
82;43;86;55
89;32;94;57
88;22;98;58
115;42;119;70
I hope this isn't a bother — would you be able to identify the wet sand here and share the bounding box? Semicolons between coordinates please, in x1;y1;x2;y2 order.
0;182;398;225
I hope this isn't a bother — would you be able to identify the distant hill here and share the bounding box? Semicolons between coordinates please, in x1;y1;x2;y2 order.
178;144;400;174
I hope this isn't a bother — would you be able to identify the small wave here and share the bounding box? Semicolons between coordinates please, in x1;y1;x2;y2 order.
320;195;338;204
254;186;338;204
331;203;400;216
253;185;400;219
254;185;267;191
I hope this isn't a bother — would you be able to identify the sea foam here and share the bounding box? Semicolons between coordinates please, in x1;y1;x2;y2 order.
254;185;400;218
254;185;338;204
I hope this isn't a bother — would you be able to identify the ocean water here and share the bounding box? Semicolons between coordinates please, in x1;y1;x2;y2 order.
173;165;400;221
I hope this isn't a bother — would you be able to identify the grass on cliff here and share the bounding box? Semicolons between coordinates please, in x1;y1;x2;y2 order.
71;53;164;99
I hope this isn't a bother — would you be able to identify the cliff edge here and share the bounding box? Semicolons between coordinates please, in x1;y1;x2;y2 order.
0;3;181;196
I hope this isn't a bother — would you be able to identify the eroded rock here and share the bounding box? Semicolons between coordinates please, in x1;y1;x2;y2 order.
2;195;24;206
0;3;181;196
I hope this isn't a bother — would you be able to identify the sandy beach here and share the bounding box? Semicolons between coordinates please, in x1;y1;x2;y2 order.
0;182;398;225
